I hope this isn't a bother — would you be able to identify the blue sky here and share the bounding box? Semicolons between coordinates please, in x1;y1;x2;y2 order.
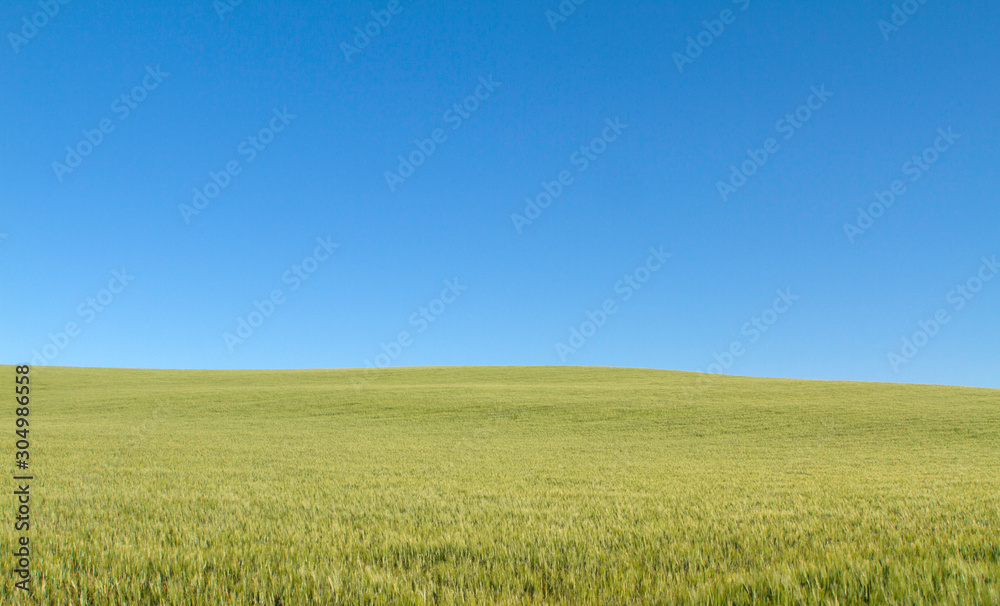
1;0;998;388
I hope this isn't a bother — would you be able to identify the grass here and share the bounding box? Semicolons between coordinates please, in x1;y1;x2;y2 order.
1;364;998;605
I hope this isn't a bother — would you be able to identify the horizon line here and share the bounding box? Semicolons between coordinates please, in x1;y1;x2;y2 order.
4;363;995;391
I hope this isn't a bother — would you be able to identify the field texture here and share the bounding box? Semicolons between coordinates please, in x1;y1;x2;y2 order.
1;365;998;605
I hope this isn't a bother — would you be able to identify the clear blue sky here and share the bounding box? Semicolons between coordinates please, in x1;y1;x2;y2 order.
2;0;998;388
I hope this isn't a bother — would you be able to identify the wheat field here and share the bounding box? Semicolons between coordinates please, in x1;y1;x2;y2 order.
1;365;998;604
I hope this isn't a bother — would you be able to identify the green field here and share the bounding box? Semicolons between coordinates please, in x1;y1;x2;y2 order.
2;365;998;605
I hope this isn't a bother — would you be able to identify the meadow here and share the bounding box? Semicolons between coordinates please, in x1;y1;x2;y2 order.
1;365;998;605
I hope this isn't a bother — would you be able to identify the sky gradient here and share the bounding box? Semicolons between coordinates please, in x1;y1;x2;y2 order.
2;0;998;388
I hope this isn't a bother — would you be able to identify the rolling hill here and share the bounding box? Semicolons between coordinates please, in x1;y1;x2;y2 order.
3;365;998;605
